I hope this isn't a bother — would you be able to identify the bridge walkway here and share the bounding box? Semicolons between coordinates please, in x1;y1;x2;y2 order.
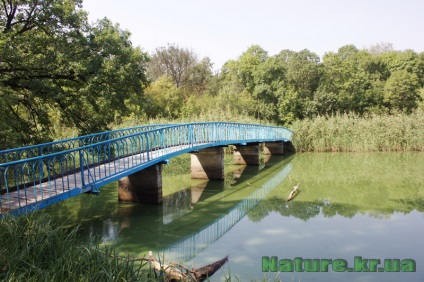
1;144;194;213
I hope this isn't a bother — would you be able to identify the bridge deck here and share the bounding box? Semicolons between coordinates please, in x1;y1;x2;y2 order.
1;144;192;213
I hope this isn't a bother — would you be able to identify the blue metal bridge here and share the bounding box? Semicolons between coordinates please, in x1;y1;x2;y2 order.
0;122;292;216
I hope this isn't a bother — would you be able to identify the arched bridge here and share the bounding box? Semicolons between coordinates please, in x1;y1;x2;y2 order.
0;122;292;216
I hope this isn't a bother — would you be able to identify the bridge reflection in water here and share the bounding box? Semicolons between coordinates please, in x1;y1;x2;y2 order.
92;155;293;263
164;163;292;262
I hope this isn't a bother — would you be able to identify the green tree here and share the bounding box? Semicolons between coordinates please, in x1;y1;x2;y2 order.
217;45;271;120
252;56;285;121
384;70;421;113
277;88;306;124
380;50;424;86
276;49;321;121
337;44;359;60
185;57;214;96
144;76;185;119
236;45;268;91
279;49;321;98
315;52;375;115
0;0;148;148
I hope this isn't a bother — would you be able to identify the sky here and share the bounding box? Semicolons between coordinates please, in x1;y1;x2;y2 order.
82;0;424;70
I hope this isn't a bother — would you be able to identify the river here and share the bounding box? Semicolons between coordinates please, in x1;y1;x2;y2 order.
45;152;424;281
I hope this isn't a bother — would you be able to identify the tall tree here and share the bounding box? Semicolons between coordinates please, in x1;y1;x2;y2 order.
0;0;148;148
148;44;201;88
368;42;394;55
144;76;185;119
252;56;285;121
314;52;375;115
384;70;421;113
236;45;268;92
337;44;359;60
281;49;321;97
380;50;424;86
184;57;214;96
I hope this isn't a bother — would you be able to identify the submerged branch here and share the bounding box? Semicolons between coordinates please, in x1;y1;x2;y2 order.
287;183;300;201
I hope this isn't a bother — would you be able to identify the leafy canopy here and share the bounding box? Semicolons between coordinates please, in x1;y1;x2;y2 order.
0;0;148;148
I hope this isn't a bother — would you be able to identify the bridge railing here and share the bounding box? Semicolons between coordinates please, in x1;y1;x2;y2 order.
0;124;173;163
164;162;292;262
0;122;292;212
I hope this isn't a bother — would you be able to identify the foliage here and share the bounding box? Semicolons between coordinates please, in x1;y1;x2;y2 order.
212;44;424;127
144;76;186;119
384;70;421;113
291;110;424;152
0;212;153;281
147;44;213;91
0;0;148;149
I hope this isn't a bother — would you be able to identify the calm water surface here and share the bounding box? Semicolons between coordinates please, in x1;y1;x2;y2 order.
46;152;424;281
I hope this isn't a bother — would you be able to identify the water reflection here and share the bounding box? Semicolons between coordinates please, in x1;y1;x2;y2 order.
105;155;294;261
44;152;424;281
163;163;292;262
247;152;424;223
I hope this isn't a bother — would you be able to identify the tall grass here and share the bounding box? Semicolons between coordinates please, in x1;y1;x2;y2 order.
0;212;155;282
291;110;424;152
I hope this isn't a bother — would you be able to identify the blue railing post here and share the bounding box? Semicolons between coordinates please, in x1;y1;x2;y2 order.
79;149;85;187
146;135;150;161
189;124;193;147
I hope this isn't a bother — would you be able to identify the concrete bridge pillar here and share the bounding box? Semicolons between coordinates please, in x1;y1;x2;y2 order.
264;142;285;155
234;143;261;165
118;164;163;204
191;147;225;180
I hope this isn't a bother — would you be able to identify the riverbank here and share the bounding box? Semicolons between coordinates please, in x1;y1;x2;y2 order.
291;111;424;152
0;213;154;281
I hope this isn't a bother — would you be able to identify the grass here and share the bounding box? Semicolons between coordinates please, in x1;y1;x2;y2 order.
290;110;424;152
0;212;156;282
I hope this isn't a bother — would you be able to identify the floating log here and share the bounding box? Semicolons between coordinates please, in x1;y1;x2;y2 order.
287;183;300;202
147;251;229;281
148;251;185;281
192;255;229;281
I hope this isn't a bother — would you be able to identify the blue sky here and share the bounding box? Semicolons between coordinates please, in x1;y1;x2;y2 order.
83;0;424;70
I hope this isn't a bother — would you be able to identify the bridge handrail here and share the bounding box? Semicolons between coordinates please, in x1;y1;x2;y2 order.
0;122;292;212
0;122;292;168
0;124;175;163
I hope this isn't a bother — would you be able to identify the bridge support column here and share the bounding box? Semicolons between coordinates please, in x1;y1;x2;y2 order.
234;143;260;165
118;164;163;204
191;147;224;180
263;141;285;155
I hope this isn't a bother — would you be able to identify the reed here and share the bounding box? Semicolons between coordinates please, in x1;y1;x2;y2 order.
291;111;424;152
0;212;155;281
